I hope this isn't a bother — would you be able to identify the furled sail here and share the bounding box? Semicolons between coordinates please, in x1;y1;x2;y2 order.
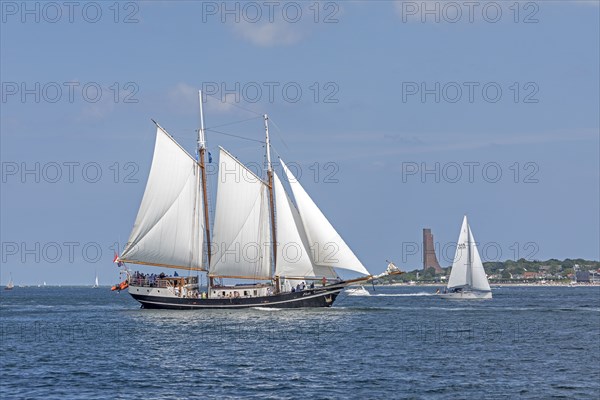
209;148;271;279
447;216;491;291
120;126;204;270
280;159;370;276
273;172;337;279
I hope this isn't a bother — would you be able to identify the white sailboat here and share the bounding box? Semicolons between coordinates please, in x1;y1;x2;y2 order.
93;272;99;288
114;91;401;309
439;216;492;300
5;273;14;290
345;286;370;296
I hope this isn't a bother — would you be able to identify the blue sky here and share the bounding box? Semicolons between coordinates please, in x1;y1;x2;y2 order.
1;1;599;285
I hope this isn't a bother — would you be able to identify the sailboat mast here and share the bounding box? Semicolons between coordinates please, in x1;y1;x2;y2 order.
198;91;213;286
264;114;278;291
466;220;472;288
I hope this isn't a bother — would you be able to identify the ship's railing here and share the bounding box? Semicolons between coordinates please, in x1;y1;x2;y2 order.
129;277;170;288
129;274;198;288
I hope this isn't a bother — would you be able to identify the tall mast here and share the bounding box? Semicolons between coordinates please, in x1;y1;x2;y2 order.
198;91;213;286
466;217;472;288
264;114;278;291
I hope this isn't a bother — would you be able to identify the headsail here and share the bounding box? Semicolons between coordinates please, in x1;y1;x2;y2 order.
273;172;337;279
280;159;370;277
120;126;204;271
209;148;271;279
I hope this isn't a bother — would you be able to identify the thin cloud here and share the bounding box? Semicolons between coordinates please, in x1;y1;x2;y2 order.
232;21;304;47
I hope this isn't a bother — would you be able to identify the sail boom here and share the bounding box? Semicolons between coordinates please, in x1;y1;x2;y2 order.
208;274;272;280
119;259;207;272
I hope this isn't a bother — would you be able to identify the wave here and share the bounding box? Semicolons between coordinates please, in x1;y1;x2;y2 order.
254;307;283;311
371;292;437;297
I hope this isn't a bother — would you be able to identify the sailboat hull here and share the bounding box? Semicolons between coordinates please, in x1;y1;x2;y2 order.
438;290;492;300
129;286;343;309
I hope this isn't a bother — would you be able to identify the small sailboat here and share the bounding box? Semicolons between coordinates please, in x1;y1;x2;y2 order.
5;273;14;290
439;216;492;300
93;272;99;288
345;286;370;296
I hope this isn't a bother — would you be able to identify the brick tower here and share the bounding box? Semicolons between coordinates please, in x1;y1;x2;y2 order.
423;228;443;273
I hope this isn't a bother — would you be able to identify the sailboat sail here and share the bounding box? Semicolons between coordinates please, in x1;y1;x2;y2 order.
209;148;271;279
280;159;369;276
448;216;469;289
273;172;337;279
447;216;491;292
468;226;491;292
6;273;14;289
120;126;204;270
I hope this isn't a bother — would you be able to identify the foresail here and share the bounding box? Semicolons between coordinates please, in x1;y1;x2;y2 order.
273;172;337;279
120;126;204;270
280;159;370;277
209;148;271;279
447;216;469;289
468;226;491;292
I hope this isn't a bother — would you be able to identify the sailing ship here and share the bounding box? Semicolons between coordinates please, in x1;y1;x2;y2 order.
115;91;400;309
439;216;492;300
5;273;14;290
93;272;99;288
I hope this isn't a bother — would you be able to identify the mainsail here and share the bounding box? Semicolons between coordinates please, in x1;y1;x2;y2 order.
273;172;337;279
120;126;204;270
280;159;370;277
447;216;491;292
209;148;271;279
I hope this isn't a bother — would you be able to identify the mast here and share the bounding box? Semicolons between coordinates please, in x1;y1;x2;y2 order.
466;217;472;288
198;91;213;288
264;114;278;292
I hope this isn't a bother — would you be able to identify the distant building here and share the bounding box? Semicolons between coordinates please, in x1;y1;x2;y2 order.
576;271;590;283
423;228;443;274
523;272;540;279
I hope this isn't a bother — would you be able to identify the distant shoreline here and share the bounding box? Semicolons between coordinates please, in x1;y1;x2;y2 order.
380;282;600;287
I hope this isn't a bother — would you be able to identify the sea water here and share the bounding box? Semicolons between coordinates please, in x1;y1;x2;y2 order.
1;286;599;399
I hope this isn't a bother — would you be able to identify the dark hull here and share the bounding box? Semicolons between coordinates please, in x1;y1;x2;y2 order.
130;286;343;310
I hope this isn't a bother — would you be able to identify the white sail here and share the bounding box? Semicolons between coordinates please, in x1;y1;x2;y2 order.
273;172;337;279
120;126;204;270
209;148;271;279
6;273;14;289
468;226;491;292
280;159;370;276
447;216;491;292
448;216;469;289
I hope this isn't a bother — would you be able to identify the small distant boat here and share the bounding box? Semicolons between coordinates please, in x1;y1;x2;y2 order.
438;216;492;300
5;273;14;290
346;286;370;296
93;272;99;288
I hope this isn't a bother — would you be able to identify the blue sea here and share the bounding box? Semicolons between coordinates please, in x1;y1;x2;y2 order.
1;286;599;399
